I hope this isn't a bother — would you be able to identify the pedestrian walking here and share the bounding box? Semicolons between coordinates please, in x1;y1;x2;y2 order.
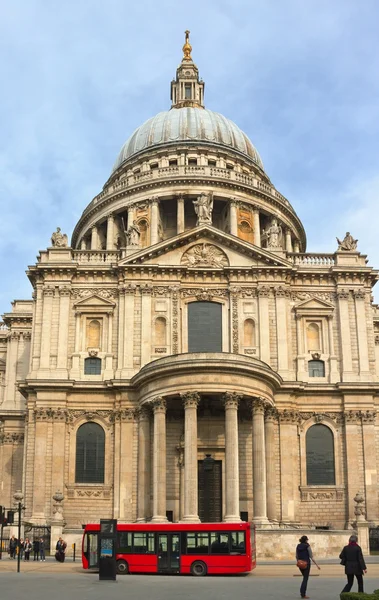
339;534;367;594
18;538;24;560
9;535;17;559
296;535;320;599
39;537;46;561
33;539;40;561
24;538;32;561
55;537;67;562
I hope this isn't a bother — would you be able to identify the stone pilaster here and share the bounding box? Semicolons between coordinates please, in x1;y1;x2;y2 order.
354;289;370;380
151;397;168;522
39;287;54;372
106;213;115;250
56;286;70;375
181;392;201;522
141;285;153;367
337;289;354;381
229;198;238;236
177;194;185;234
253;207;261;247
327;315;339;383
222;392;241;522
90;225;99;250
361;410;378;522
119;408;136;521
274;287;289;377
252;398;269;525
257;286;270;365
279;409;300;523
137;406;151;522
265;406;278;522
285;229;292;252
150;197;159;245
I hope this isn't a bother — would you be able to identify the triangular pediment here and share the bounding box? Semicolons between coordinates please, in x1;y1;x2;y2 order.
295;297;334;310
73;294;116;308
118;225;293;270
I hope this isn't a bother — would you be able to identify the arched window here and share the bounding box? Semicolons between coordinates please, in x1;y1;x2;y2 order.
188;301;222;352
84;357;102;375
306;424;335;485
308;360;325;377
243;319;256;346
155;317;167;346
87;319;101;348
307;322;321;351
75;422;105;483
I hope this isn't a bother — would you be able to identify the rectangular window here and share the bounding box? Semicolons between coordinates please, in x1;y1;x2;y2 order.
169;159;178;166
210;533;230;554
118;532;132;553
188;158;197;166
208;160;217;167
231;532;246;554
185;84;192;99
150;162;158;170
186;533;209;554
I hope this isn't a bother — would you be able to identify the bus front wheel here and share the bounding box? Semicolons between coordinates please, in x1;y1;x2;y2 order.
117;560;129;574
191;561;207;576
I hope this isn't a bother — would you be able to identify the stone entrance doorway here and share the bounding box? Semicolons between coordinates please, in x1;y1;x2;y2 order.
198;458;222;522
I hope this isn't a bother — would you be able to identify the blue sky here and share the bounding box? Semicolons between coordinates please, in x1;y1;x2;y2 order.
1;0;379;315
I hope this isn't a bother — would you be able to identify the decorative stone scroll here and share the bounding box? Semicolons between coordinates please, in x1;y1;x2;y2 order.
230;288;239;354
256;285;271;298
278;409;301;424
71;288;118;299
274;286;290;298
300;487;344;502
291;291;333;302
344;410;377;424
181;287;228;301
265;406;279;422
170;286;179;354
250;396;267;415
181;243;228;268
150;396;167;413
300;412;344;425
353;288;366;300
337;289;350;300
66;486;111;499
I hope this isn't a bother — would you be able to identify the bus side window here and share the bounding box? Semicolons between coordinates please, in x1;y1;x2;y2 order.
231;531;246;554
118;532;132;553
147;533;155;554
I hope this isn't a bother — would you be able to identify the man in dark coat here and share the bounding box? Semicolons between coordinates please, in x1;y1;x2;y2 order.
339;534;367;593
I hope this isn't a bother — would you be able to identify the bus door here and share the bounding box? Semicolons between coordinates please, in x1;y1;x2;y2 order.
88;532;99;568
157;533;180;573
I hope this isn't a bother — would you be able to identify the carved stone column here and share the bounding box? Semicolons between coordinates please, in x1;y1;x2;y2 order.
285;229;293;253
253;207;261;247
337;289;354;381
251;398;269;525
106;213;115;250
127;204;135;226
80;238;86;250
137;406;151;522
265;407;278;522
150;197;159;245
229;198;238;237
181;392;201;522
90;225;99;250
293;240;300;253
177;194;185;234
223;392;241;522
151;397;168;522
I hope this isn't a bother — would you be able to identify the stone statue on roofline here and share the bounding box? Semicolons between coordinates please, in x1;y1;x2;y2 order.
125;221;140;246
51;227;68;247
193;192;213;226
336;232;358;252
265;217;282;249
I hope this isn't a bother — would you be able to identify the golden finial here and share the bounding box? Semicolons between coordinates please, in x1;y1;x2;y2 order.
182;29;192;61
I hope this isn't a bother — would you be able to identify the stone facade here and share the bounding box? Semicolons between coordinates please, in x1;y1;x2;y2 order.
1;34;379;557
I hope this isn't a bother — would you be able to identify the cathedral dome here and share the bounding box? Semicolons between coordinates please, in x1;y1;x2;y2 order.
112;107;264;173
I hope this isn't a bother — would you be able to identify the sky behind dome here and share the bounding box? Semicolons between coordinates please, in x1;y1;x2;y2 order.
1;0;379;315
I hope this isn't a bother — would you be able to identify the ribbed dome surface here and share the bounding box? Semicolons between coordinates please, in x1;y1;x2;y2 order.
112;107;264;172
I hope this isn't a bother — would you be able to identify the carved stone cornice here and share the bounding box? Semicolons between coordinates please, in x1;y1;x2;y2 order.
150;396;167;413
140;284;153;295
0;432;24;445
222;391;242;409
42;286;55;297
361;410;377;423
59;286;71;297
279;409;301;424
112;408;136;422
66;485;111;499
300;486;344;502
240;288;257;298
181;287;228;301
343;410;376;424
291;291;334;303
120;284;137;296
300;411;344;425
181;391;201;409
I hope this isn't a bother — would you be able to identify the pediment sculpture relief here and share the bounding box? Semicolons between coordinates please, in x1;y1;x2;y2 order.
181;243;229;268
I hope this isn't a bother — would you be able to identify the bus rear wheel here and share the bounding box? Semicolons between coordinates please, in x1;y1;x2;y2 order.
117;560;129;574
191;561;207;576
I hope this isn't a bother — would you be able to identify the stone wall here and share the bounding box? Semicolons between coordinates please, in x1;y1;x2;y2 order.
256;529;357;560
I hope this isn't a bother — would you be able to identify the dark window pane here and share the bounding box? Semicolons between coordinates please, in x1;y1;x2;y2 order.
306;424;335;485
185;84;191;99
185;533;209;554
75;422;105;483
118;532;132;553
188;302;222;352
210;533;230;554
308;360;325;377
231;531;246;554
84;357;102;375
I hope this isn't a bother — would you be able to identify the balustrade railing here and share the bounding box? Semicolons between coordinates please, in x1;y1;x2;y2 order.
288;253;335;266
73;251;120;264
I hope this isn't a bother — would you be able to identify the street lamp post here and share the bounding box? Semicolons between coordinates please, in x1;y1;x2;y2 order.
13;490;24;574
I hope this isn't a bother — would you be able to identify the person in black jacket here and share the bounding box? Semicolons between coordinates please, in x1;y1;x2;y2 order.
339;534;367;594
296;535;321;599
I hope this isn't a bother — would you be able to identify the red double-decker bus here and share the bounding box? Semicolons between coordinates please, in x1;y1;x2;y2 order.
82;521;255;576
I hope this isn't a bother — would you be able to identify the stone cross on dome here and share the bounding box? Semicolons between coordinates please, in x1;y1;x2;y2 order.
170;30;205;109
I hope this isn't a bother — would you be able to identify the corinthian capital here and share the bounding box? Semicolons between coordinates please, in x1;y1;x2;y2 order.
222;391;242;409
151;396;166;413
251;397;267;415
181;392;201;409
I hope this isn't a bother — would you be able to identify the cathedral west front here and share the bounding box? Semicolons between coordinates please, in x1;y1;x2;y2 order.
1;32;379;557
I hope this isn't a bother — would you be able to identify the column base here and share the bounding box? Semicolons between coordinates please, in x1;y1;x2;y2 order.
224;515;241;523
136;517;147;523
252;516;271;529
180;516;201;523
150;516;168;523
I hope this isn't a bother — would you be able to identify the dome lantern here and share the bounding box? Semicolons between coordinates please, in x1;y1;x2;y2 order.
170;30;205;109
